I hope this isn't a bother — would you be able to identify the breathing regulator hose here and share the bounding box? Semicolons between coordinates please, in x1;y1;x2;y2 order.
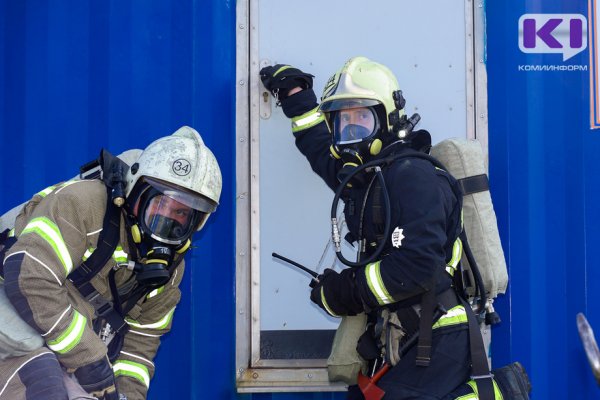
330;158;392;268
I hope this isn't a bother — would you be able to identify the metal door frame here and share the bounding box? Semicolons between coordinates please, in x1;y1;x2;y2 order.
235;0;488;392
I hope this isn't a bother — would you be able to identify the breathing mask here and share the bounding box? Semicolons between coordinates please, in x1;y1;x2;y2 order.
126;177;216;287
323;100;385;184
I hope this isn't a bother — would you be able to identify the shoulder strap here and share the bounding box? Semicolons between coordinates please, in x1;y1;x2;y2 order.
67;186;122;296
460;296;495;400
67;186;131;335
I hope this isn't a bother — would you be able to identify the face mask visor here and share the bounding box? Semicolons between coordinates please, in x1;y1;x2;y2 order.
331;105;380;146
322;99;381;145
140;177;215;244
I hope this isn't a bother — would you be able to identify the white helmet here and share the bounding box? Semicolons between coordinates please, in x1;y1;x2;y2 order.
126;126;222;244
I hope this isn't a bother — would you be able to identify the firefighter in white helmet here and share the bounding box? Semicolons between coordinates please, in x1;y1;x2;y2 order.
260;58;531;400
0;126;221;400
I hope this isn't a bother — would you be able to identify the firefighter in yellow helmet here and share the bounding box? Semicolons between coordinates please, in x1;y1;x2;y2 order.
0;126;221;400
260;57;531;399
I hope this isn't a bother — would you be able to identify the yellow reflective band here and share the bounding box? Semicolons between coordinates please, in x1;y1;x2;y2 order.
37;185;57;198
365;261;393;305
82;248;94;262
113;360;150;388
8;228;15;238
126;308;175;330
47;311;86;354
21;217;73;275
445;238;463;276
432;305;468;329
291;106;325;132
465;378;503;399
320;287;339;317
273;65;291;76
112;246;128;264
147;286;165;299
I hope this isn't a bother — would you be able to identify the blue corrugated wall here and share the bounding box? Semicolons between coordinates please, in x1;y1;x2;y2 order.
3;0;599;399
0;1;239;398
487;0;598;398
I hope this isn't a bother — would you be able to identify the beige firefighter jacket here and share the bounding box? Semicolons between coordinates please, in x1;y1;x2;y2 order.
2;179;184;400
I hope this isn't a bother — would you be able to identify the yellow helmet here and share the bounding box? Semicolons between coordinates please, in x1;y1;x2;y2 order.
320;57;405;134
319;57;407;162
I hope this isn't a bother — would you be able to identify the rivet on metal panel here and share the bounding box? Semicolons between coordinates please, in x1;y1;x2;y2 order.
239;251;246;256
252;372;259;379
238;368;245;375
479;59;484;63
239;309;245;314
307;373;313;379
239;24;245;29
240;194;245;199
480;114;485;118
239;80;245;86
240;137;246;142
478;3;483;7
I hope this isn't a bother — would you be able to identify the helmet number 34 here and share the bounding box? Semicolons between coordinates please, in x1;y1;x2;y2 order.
172;159;192;176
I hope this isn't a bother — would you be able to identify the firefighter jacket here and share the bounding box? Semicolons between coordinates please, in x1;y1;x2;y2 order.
285;92;466;327
1;179;184;400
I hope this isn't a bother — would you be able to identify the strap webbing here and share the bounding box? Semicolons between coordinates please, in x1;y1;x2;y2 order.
415;280;437;367
68;187;121;296
458;174;489;196
67;187;129;334
461;297;495;400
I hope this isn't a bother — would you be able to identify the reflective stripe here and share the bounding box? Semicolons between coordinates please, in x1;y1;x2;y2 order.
37;185;57;198
147;286;165;299
120;351;154;368
8;228;15;237
112;246;128;264
21;217;73;275
82;248;94;261
5;250;62;285
291;106;325;132
445;238;463;276
273;65;291;76
83;246;127;264
364;261;393;305
47;310;86;354
432;305;468;329
42;305;72;337
113;360;150;388
320;287;339;317
464;379;503;399
126;308;175;330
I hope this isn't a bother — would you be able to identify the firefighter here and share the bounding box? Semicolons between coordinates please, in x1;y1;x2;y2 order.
260;57;531;399
0;126;222;400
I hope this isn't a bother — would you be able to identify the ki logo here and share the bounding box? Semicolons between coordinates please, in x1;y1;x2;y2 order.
518;14;588;61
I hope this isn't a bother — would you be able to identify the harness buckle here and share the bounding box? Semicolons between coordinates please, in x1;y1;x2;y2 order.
471;373;495;380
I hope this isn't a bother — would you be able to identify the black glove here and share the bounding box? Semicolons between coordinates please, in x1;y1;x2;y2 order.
259;64;314;103
310;268;364;316
74;357;119;400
